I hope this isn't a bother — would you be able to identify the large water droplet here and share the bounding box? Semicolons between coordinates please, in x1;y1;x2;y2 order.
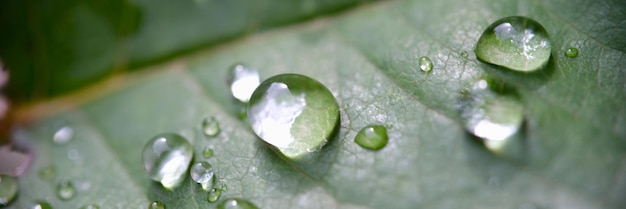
190;162;215;191
247;74;340;158
228;64;261;103
56;180;76;200
142;133;193;190
475;16;551;72
217;199;259;209
457;79;524;151
354;125;388;150
30;201;53;209
419;56;433;72
80;204;100;209
149;201;165;209
53;126;74;144
0;174;18;205
565;47;578;58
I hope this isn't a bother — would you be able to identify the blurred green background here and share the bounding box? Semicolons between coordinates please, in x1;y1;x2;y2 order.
0;0;373;102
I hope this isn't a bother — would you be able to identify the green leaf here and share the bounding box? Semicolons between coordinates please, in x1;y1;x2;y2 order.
9;0;626;208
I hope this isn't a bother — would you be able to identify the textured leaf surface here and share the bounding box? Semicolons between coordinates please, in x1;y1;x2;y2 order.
9;0;626;208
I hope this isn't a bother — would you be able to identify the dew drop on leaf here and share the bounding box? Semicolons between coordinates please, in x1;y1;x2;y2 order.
475;16;551;72
190;162;215;191
418;56;433;72
53;126;74;144
142;133;193;190
461;51;469;58
565;47;579;58
354;124;388;150
217;198;259;209
228;63;260;103
457;79;524;152
56;180;76;200
149;201;165;209
0;174;18;205
202;116;220;137
30;201;53;209
247;74;340;159
202;147;214;158
207;188;223;203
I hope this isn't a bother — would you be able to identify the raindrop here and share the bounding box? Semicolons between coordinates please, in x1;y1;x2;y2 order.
217;198;259;209
202;116;220;137
30;201;53;209
80;204;100;209
190;162;215;191
247;74;340;159
0;174;18;205
354;124;388;150
142;133;193;190
418;56;433;72
461;51;469;58
228;63;260;103
149;201;165;209
457;79;524;152
565;47;578;58
475;16;551;72
202;147;214;158
53;126;74;144
56;180;76;200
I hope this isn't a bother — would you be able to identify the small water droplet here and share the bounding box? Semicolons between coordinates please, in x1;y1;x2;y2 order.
149;201;165;209
56;180;76;200
207;188;223;203
202;147;214;158
228;64;260;103
354;124;388;150
190;162;215;191
30;201;53;209
217;198;259;209
247;74;340;159
418;56;433;72
475;16;551;72
80;204;100;209
457;80;524;151
142;133;193;190
38;166;55;181
461;51;469;57
202;116;220;137
53;126;74;144
565;47;578;58
0;174;18;205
